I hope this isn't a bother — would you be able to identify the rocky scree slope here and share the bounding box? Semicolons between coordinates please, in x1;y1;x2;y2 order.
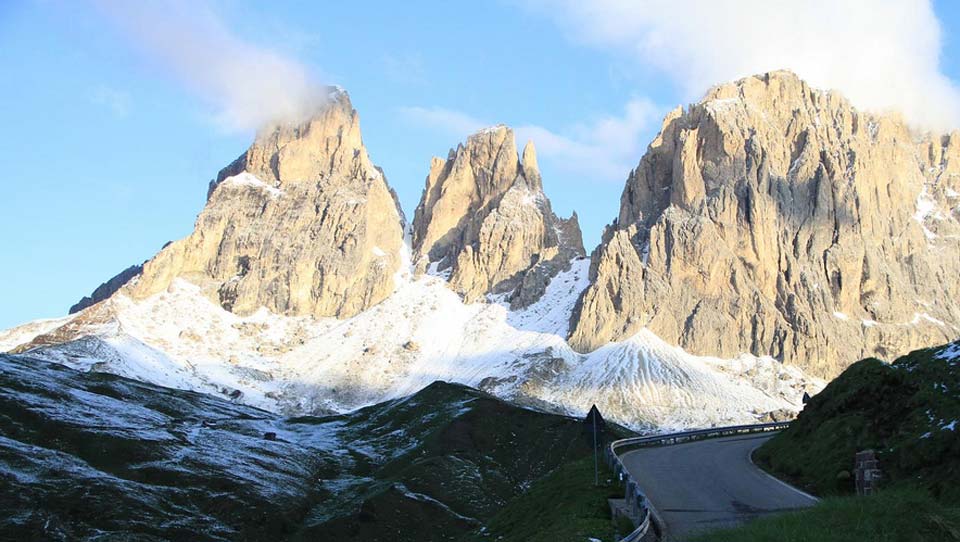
412;126;585;309
571;70;960;378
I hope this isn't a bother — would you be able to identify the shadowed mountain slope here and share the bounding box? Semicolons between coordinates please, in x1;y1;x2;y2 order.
0;354;615;541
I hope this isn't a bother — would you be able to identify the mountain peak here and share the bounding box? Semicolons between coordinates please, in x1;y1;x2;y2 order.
521;140;541;190
702;69;808;101
212;87;367;193
571;70;960;377
470;123;511;137
412;126;584;307
130;85;405;319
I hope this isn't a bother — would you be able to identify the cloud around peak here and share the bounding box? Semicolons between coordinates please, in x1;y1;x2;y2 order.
526;0;960;132
94;0;326;132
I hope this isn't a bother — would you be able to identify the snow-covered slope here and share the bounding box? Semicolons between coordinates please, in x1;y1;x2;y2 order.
0;353;610;539
0;315;73;351
1;237;821;431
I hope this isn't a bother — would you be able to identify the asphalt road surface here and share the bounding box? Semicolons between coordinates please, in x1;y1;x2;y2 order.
620;433;817;539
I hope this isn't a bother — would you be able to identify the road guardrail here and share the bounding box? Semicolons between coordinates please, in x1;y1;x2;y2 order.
607;422;791;541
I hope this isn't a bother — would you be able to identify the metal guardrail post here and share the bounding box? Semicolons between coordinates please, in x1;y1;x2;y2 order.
635;487;647;519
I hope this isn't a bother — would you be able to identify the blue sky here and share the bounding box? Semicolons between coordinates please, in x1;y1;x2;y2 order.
1;0;959;329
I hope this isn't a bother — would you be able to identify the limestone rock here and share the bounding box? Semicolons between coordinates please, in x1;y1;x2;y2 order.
411;126;585;308
130;89;405;318
570;71;960;378
69;263;144;314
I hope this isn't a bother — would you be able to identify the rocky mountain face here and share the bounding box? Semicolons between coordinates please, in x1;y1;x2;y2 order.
1;87;814;432
129;89;405;319
8;76;906;432
412;126;585;308
570;71;960;378
68;263;143;314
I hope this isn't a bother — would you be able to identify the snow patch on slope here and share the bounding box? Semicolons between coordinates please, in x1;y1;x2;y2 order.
3;254;822;430
937;341;960;364
221;172;283;198
539;330;811;431
0;315;73;352
914;185;943;240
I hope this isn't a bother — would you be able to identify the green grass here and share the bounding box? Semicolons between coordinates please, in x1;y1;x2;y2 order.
697;341;960;542
466;455;634;542
691;488;960;542
295;381;638;541
2;356;642;542
754;342;960;502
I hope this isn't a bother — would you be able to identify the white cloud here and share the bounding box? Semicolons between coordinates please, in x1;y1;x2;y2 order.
94;0;325;132
526;0;960;131
399;99;660;182
398;106;488;137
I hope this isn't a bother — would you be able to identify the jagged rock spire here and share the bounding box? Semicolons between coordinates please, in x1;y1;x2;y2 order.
130;89;406;319
521;140;541;191
412;125;584;307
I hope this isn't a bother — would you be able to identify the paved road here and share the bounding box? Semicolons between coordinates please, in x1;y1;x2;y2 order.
621;433;817;540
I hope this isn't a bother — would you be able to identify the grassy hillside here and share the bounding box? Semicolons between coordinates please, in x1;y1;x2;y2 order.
0;354;634;541
753;339;960;501
691;340;960;542
692;488;960;542
465;456;635;542
304;381;630;541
